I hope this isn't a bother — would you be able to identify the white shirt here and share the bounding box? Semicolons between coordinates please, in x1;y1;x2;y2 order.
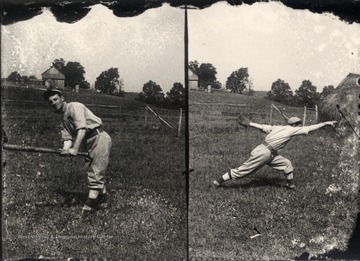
261;124;311;151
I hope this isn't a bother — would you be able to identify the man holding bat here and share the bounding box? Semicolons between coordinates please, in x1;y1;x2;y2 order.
43;82;112;215
213;115;337;189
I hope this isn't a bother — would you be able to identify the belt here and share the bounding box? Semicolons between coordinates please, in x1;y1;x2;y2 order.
85;126;103;140
264;141;278;156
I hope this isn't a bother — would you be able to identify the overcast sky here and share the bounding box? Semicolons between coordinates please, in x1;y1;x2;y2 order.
1;2;360;92
188;2;360;91
1;4;184;92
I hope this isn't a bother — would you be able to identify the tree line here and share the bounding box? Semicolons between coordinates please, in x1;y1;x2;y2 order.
5;57;185;109
189;59;335;107
6;58;334;109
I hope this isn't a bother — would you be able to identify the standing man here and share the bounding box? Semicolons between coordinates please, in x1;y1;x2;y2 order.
43;84;112;215
213;115;337;189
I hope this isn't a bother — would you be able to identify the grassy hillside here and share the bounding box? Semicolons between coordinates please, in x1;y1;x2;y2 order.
1;86;186;259
189;91;359;260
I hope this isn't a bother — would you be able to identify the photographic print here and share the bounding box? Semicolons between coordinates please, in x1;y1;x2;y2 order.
1;2;186;259
188;1;360;260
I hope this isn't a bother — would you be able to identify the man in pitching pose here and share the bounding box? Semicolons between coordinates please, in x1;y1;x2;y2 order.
213;115;337;189
43;84;112;215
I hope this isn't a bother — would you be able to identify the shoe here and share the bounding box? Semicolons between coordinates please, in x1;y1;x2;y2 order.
213;179;223;187
286;184;295;190
98;193;108;209
80;204;95;219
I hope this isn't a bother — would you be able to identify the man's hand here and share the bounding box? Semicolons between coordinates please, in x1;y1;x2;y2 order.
326;121;337;127
69;148;79;156
60;149;70;157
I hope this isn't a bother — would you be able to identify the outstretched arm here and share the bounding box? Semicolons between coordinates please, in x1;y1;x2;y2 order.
249;122;263;130
308;121;337;132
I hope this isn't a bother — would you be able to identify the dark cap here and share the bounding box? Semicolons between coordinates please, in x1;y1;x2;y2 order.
43;88;62;100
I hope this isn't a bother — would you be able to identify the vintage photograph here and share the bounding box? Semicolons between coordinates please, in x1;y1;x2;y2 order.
2;0;360;260
1;3;186;259
188;1;360;260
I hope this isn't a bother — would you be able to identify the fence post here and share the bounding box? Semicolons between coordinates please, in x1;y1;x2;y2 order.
315;105;318;123
178;108;182;137
303;106;306;126
145;106;148;125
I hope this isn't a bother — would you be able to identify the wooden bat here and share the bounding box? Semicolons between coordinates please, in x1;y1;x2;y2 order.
2;144;88;156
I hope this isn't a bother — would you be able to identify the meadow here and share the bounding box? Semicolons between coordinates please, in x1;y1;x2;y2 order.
189;90;359;260
1;85;186;260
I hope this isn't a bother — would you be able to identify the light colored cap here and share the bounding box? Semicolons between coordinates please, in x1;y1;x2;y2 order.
43;88;62;100
287;117;302;125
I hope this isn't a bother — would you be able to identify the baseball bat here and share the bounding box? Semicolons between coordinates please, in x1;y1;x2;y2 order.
3;144;88;156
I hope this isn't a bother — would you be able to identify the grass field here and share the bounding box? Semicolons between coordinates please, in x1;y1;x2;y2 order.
189;91;359;260
1;86;186;260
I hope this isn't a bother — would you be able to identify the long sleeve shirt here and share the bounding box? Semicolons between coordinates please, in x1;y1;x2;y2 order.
260;124;311;151
59;102;102;141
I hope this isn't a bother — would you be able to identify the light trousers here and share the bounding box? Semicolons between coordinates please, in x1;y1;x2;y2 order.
229;144;293;179
85;131;112;190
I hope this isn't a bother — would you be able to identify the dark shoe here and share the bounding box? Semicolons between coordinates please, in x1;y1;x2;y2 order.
213;178;224;187
80;204;96;219
98;193;108;209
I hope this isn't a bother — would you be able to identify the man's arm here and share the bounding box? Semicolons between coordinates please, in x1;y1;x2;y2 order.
308;121;337;132
68;128;86;156
249;122;263;130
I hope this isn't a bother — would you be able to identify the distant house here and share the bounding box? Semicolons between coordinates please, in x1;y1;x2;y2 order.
28;79;43;86
41;66;65;89
189;68;199;90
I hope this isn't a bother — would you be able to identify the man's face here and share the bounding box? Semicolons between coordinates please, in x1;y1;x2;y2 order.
48;94;64;111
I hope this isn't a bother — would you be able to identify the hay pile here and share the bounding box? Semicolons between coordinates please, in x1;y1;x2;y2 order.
318;73;360;138
315;73;360;258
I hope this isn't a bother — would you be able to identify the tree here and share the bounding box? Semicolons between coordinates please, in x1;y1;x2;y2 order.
294;80;319;107
166;82;185;109
138;80;165;104
225;67;249;94
320;85;335;99
7;71;21;82
198;63;217;88
211;80;222;90
189;60;199;72
65;61;85;88
267;79;293;102
79;80;91;89
95;67;123;95
52;58;66;73
20;75;29;83
28;75;37;80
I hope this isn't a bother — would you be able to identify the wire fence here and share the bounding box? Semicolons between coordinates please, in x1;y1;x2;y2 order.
2;99;185;136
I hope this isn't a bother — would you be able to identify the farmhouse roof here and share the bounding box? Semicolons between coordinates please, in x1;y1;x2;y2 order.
41;66;65;80
336;73;360;90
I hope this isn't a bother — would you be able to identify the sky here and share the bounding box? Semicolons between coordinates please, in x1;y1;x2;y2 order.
188;2;360;92
1;4;184;92
1;2;360;93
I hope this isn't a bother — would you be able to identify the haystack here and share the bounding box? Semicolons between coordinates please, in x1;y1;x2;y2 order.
315;73;359;257
319;73;360;137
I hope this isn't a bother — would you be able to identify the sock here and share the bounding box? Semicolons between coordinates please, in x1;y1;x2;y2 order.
101;185;107;195
223;171;232;181
88;189;100;199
